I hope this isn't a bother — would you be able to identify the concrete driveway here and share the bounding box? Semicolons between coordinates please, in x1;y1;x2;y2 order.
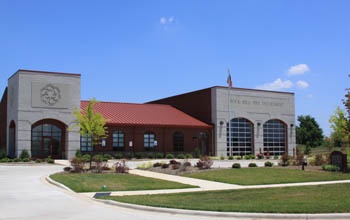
0;164;237;220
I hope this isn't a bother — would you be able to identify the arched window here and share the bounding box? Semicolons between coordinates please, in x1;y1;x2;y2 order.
263;119;287;156
32;119;66;159
113;130;125;150
144;132;155;150
8;121;16;158
173;132;184;151
227;118;253;156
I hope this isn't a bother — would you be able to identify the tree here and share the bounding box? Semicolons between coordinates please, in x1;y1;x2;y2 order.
296;115;324;148
329;107;349;148
72;98;108;152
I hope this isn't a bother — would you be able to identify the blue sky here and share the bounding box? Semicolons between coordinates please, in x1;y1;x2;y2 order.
1;0;349;136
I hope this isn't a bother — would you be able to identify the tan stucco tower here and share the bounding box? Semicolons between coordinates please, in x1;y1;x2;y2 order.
6;70;81;159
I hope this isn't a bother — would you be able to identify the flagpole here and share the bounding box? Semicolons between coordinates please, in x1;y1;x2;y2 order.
227;68;232;156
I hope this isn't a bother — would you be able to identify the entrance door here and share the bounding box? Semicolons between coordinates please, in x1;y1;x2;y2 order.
32;119;65;159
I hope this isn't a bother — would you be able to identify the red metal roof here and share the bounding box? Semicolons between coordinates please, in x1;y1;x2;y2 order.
80;101;211;128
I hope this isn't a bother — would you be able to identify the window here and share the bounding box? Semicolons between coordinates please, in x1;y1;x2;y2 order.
144;132;155;150
173;132;184;151
81;134;93;152
263;119;286;156
226;118;253;156
112;131;124;150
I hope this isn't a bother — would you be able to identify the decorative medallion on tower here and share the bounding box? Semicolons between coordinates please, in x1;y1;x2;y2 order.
40;84;61;106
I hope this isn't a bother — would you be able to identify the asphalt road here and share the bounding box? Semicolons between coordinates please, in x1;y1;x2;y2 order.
0;164;239;220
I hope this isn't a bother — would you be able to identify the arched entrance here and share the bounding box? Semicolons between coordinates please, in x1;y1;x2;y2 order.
31;119;66;159
8;121;16;158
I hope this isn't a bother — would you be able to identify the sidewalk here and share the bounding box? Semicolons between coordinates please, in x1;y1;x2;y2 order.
79;168;350;198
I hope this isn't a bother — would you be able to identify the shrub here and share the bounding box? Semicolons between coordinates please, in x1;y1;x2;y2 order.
177;153;185;159
280;154;291;166
125;152;133;160
103;154;113;160
322;164;340;172
172;163;181;170
19;149;30;159
82;154;91;162
156;152;164;159
147;152;154;159
0;149;6;159
232;163;241;168
75;149;83;158
193;147;200;158
115;160;129;173
264;161;273;167
135;152;143;159
153;162;162;167
0;158;9;163
114;153;122;159
196;155;213;169
185;153;193;159
236;156;242;160
296;154;304;166
220;155;225;160
23;158;31;162
13;158;22;162
7;158;14;163
315;154;326;166
166;153;174;159
256;153;264;160
248;163;257;167
46;156;54;164
274;155;279;160
228;156;234;160
161;163;169;169
63;166;72;172
245;154;255;160
35;159;42;163
92;155;104;173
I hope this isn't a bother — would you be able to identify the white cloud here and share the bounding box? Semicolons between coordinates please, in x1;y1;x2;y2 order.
256;78;293;91
160;17;167;24
307;94;313;98
160;16;175;25
287;64;310;76
296;80;309;89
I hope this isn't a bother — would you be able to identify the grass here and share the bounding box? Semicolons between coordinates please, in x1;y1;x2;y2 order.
182;167;350;185
50;173;196;192
103;183;350;213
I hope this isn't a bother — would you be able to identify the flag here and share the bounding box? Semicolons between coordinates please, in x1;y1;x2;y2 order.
227;68;232;88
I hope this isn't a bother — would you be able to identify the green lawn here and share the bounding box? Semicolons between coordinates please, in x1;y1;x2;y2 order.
50;173;196;192
182;167;350;185
104;183;350;213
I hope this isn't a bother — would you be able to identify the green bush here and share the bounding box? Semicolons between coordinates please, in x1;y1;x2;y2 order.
245;154;255;160
315;154;326;166
177;153;185;159
322;164;340;172
0;158;9;163
193;147;200;158
35;159;42;163
248;163;257;167
166;153;174;159
46;156;54;164
135;152;143;159
14;158;22;162
115;153;122;159
0;149;6;159
228;156;234;160
280;154;291;166
264;161;273;167
82;154;91;162
156;152;164;159
236;156;242;160
125;152;133;160
103;154;113;160
22;158;30;162
185;153;193;159
92;154;104;162
19;149;30;159
274;155;279;160
75;149;83;158
147;152;154;159
232;163;241;168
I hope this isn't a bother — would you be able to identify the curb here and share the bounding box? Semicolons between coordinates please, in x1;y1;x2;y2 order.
94;198;350;220
45;175;74;193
